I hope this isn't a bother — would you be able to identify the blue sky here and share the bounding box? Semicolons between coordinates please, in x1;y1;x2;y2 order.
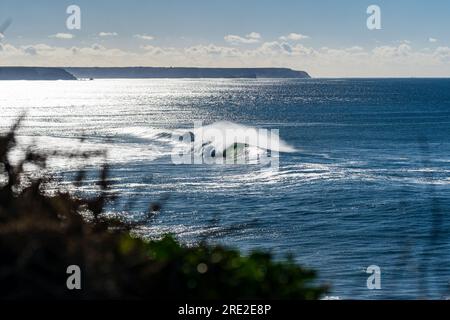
1;0;450;76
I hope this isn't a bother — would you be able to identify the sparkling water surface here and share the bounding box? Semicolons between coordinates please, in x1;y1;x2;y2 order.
1;78;449;299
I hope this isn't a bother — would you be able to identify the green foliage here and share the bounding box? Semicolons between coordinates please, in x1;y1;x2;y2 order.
0;119;328;299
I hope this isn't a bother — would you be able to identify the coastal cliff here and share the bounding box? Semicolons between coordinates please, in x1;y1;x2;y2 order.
0;66;311;80
0;67;77;80
66;67;311;79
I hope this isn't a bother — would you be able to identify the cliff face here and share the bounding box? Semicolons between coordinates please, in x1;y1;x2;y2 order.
66;67;311;79
0;67;77;80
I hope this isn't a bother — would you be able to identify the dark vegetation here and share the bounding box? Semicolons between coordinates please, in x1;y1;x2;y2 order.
0;118;327;299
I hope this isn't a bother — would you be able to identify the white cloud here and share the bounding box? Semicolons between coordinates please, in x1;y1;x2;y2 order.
429;37;438;43
279;33;309;41
246;32;261;40
372;43;412;59
224;32;261;45
257;41;292;55
3;41;450;77
394;40;411;44
91;43;105;50
141;45;180;56
134;34;154;41
99;32;118;37
49;33;74;39
433;46;450;62
23;46;37;55
185;44;240;57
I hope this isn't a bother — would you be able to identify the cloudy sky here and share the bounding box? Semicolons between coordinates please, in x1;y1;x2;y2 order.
1;0;450;77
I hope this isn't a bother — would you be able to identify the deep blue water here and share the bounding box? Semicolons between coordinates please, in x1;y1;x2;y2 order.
1;78;449;299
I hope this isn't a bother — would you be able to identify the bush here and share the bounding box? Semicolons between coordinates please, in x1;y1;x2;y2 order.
0;119;328;299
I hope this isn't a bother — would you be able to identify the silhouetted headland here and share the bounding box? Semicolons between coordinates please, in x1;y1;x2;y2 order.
66;67;311;79
0;67;77;80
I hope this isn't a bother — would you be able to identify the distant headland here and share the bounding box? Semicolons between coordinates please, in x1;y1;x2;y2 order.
0;67;77;80
0;67;310;80
66;67;311;79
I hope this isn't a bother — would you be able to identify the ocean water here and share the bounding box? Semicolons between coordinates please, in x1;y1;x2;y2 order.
1;78;449;299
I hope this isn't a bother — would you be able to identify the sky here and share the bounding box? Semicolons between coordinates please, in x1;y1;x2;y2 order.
1;0;450;77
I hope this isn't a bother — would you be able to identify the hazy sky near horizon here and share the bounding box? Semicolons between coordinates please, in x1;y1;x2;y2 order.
1;0;450;77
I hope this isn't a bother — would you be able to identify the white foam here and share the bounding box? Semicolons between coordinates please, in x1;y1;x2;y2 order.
192;121;296;154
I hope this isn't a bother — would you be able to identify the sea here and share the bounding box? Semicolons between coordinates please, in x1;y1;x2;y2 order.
1;78;449;299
